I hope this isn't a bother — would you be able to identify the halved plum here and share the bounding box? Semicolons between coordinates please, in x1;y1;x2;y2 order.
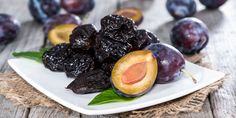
111;50;157;97
114;7;143;26
48;24;77;45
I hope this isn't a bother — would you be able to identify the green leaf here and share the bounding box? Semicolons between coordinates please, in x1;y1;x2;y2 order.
88;88;136;105
12;48;48;63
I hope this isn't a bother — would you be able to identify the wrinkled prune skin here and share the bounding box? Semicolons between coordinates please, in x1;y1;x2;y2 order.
70;24;97;50
94;34;133;62
131;30;160;50
64;53;95;78
100;15;136;43
101;62;115;75
67;69;110;94
0;14;20;44
43;14;82;35
28;0;60;23
147;31;160;43
42;43;71;71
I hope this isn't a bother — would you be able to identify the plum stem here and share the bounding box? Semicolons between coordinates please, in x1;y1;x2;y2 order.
181;69;197;84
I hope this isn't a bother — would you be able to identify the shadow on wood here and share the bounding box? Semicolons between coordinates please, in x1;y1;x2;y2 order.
195;9;223;31
153;20;175;44
118;0;155;11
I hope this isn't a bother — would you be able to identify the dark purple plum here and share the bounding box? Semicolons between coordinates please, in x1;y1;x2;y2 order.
166;0;196;19
145;43;185;84
199;0;227;9
0;14;20;44
170;18;209;54
28;0;60;24
43;14;82;35
61;0;95;15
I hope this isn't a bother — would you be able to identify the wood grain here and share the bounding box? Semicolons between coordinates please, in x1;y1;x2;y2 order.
205;1;236;117
0;0;235;118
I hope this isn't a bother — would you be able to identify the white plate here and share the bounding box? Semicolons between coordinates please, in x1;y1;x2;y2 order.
8;58;225;115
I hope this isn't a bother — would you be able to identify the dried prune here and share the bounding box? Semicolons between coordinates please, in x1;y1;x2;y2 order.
100;15;136;43
94;34;133;62
42;43;72;71
131;30;160;50
64;53;95;78
67;69;110;94
101;62;115;74
147;31;160;43
70;24;97;50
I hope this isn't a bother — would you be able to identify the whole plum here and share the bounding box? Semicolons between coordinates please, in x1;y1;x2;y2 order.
0;14;20;44
145;43;185;84
28;0;60;23
199;0;227;9
166;0;196;19
61;0;95;15
170;18;209;54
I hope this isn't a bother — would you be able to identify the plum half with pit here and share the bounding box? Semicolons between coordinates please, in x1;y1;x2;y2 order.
61;0;95;15
145;43;185;84
0;14;20;44
28;0;60;23
43;14;82;36
111;50;157;97
170;18;209;54
114;7;143;26
199;0;227;9
166;0;196;19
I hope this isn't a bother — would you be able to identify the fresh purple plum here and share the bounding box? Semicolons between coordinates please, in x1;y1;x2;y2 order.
0;14;20;44
199;0;227;9
166;0;196;19
28;0;60;23
145;43;185;84
61;0;95;15
170;17;209;54
43;14;82;35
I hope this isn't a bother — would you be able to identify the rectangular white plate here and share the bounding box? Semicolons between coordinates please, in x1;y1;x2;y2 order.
8;58;225;115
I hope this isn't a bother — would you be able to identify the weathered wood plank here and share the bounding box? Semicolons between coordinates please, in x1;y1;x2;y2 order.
28;107;67;118
0;95;29;118
204;1;236;118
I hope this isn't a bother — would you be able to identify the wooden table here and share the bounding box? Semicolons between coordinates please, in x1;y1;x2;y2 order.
0;0;235;118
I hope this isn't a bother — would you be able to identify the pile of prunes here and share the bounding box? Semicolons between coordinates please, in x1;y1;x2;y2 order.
42;15;159;94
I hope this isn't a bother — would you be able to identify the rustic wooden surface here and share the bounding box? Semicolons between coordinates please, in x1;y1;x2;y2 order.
0;0;235;118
